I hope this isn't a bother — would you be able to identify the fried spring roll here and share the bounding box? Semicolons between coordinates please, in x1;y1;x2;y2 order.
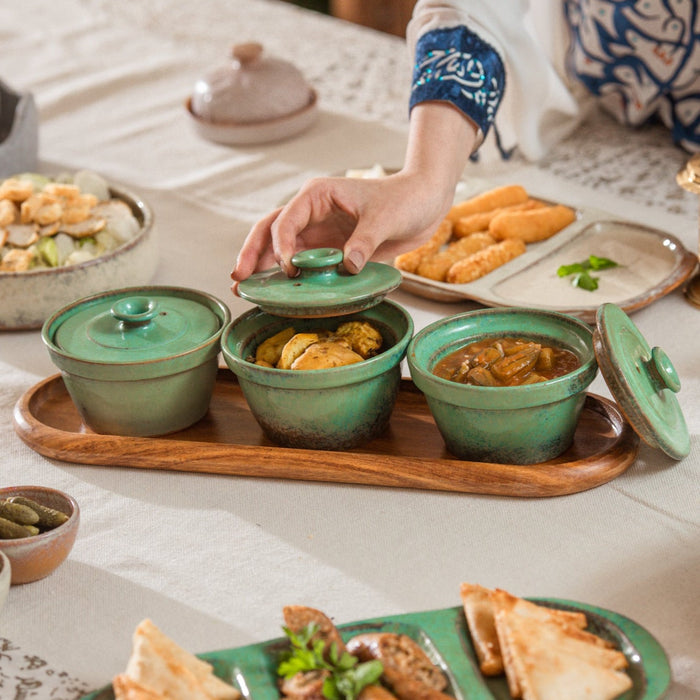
446;239;526;284
489;204;576;243
416;232;496;281
394;219;452;273
446;185;529;224
453;199;545;238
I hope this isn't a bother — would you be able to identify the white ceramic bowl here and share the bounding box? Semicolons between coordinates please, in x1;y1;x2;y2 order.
0;185;157;330
0;551;10;613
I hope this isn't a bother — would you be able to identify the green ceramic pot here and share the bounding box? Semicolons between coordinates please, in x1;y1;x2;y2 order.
221;300;413;450
407;308;598;464
42;286;231;436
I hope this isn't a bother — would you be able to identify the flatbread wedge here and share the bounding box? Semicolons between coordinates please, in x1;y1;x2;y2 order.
497;607;633;700
113;673;167;700
118;619;240;700
460;584;589;681
460;582;503;676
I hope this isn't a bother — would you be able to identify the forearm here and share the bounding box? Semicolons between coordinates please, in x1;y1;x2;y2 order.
402;101;478;207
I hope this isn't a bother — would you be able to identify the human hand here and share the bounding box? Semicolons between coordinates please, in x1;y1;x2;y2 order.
230;169;454;290
230;103;478;292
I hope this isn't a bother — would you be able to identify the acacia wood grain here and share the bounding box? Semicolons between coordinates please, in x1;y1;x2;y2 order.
12;370;639;497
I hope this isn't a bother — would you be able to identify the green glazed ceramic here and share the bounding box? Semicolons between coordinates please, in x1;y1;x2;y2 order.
407;308;598;464
81;602;670;700
237;247;402;317
221;300;413;450
593;303;690;459
42;286;231;437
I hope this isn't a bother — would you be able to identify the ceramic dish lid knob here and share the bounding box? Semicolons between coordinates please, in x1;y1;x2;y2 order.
190;42;314;124
593;303;690;460
49;288;223;363
237;247;402;318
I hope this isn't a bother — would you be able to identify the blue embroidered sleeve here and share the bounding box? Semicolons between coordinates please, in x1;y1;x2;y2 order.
410;26;506;140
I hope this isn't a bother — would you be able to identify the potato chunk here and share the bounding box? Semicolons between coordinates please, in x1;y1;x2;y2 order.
291;340;364;370
255;327;295;367
334;320;383;358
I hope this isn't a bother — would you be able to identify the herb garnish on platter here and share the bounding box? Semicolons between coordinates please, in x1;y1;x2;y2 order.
557;254;620;291
278;623;384;700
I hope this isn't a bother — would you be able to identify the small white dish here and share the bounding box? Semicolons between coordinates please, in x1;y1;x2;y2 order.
0;551;10;614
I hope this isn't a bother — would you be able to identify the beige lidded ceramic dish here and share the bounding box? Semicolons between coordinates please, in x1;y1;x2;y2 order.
186;42;318;145
0;178;157;330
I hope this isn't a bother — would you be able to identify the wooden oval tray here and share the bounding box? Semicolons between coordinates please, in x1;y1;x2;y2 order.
13;370;639;497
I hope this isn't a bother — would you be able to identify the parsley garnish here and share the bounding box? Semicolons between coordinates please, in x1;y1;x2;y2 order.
557;254;619;291
278;624;384;700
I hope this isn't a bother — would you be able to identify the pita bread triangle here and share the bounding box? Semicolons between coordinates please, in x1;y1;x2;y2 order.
113;673;168;700
460;582;503;676
497;605;632;700
119;619;240;700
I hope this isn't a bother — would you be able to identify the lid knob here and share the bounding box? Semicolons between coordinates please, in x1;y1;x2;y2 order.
111;297;160;327
291;248;344;281
648;346;681;393
231;42;263;66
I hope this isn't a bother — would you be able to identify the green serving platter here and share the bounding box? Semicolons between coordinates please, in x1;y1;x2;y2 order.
82;602;670;700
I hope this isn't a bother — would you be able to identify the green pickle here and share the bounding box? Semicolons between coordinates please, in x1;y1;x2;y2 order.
0;500;40;526
7;496;69;530
0;515;32;539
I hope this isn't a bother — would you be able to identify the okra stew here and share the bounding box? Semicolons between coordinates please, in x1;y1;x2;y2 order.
432;336;581;387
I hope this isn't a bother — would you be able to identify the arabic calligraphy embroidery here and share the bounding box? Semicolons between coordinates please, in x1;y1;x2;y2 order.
411;26;505;139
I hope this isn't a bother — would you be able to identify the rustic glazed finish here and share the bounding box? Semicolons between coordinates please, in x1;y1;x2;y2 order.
407;308;599;464
0;186;156;331
41;286;231;437
0;486;79;585
220;300;413;450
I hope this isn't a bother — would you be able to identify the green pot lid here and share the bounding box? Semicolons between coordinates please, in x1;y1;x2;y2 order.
49;287;224;363
593;303;690;460
237;248;402;318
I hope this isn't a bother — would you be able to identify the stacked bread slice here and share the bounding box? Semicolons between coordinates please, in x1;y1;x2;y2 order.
113;619;240;700
460;584;633;700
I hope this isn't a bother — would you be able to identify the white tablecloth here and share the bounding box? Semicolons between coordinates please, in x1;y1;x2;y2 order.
1;1;698;699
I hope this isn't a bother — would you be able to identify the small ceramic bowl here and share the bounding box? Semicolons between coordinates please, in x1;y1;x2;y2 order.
0;486;80;585
221;300;413;450
407;308;598;464
0;551;10;611
42;286;231;436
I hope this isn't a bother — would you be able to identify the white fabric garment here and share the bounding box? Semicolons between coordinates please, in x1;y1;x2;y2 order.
407;0;698;159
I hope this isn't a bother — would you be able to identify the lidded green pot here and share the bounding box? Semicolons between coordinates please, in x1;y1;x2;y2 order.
42;286;231;436
223;248;413;450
